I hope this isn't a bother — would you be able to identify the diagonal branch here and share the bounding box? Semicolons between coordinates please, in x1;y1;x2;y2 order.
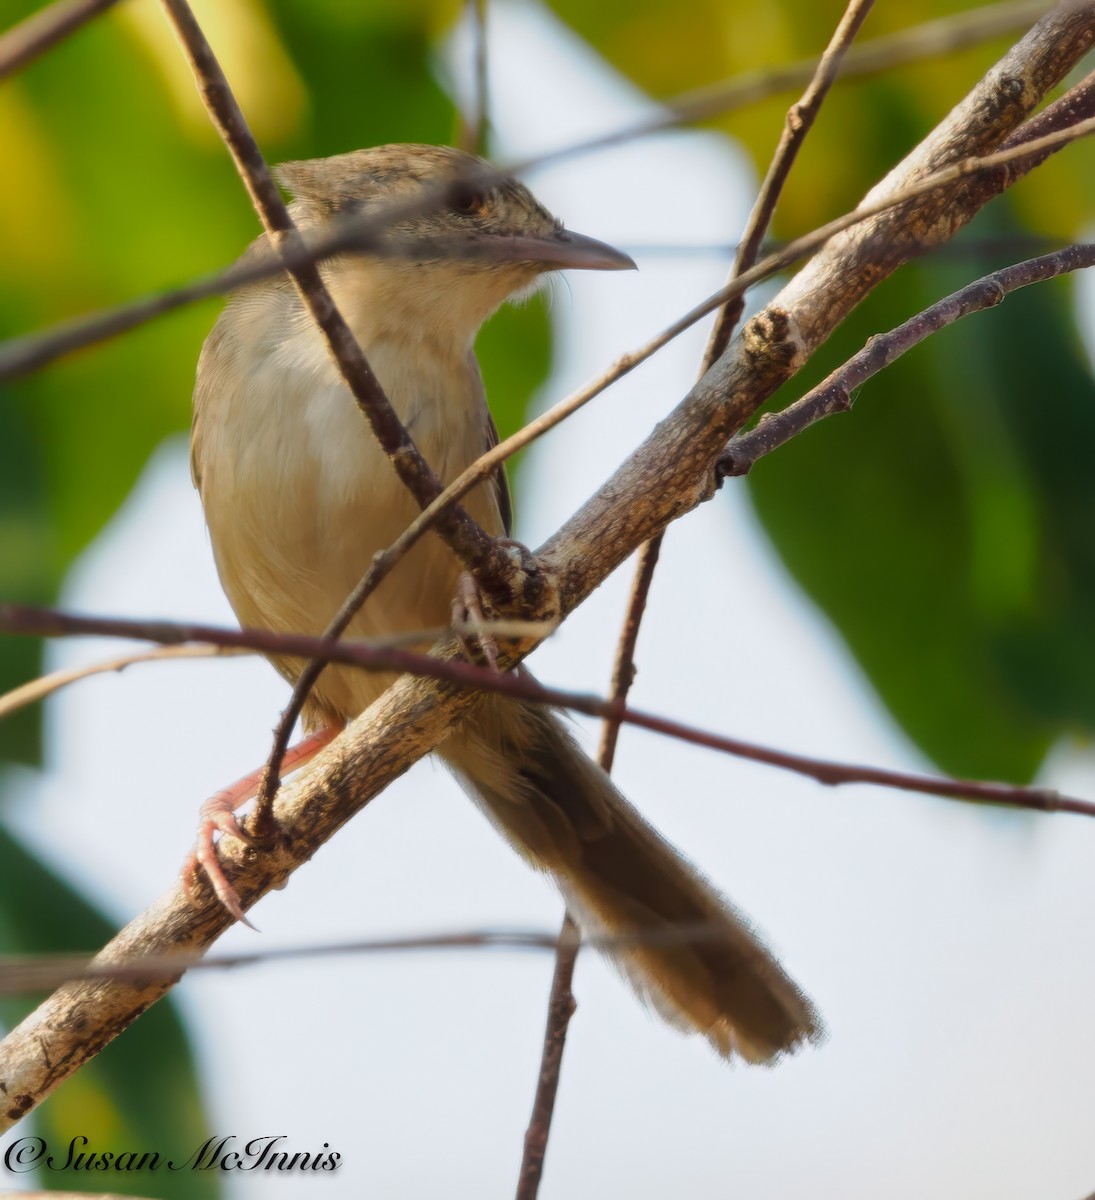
2;0;1093;1133
156;0;513;595
522;0;1054;171
0;176;500;383
719;241;1095;476
0;644;240;721
0;0;123;80
705;0;876;365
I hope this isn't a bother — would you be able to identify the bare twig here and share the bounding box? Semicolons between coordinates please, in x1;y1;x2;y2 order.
1;925;740;996
596;540;665;776
0;0;122;81
514;910;579;1199
521;0;1053;172
0;620;548;723
156;0;507;595
515;515;665;1200
0;174;501;383
255;538;413;812
459;0;490;156
3;602;1091;817
720;241;1095;476
705;0;877;366
3;3;1092;1129
0;644;240;721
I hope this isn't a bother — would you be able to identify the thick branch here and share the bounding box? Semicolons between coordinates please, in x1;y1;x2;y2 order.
543;10;1095;615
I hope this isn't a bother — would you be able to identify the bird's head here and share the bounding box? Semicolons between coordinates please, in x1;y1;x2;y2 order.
275;144;635;347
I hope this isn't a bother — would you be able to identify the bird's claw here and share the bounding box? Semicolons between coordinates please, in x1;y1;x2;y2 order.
182;789;260;930
453;570;501;672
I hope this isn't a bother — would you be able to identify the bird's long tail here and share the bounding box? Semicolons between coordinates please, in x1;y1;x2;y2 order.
440;691;821;1063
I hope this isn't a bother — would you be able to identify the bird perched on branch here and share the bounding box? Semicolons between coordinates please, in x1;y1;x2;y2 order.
189;143;821;1063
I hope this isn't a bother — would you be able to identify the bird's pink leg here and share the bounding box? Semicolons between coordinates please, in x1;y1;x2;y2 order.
184;724;343;926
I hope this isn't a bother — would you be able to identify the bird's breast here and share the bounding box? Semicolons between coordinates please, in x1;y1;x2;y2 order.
193;297;504;722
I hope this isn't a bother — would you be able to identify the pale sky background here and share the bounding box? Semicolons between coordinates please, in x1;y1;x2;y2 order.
5;3;1095;1198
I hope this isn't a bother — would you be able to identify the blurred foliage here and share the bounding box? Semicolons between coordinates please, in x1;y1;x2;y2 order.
746;230;1095;781
2;0;1094;1171
0;827;217;1197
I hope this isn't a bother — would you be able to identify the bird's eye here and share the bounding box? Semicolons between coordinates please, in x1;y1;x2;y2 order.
449;183;489;215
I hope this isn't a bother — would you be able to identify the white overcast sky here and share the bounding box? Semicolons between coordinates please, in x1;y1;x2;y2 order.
6;3;1095;1198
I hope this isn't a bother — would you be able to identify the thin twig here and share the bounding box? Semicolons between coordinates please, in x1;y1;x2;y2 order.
0;620;548;722
519;0;1052;173
3;603;1091;818
615;235;1070;259
514;910;578;1200
0;0;123;81
0;924;738;997
705;0;877;367
156;0;506;601
596;540;665;775
515;504;665;1199
0;172;501;383
720;241;1095;476
0;644;240;721
459;0;490;156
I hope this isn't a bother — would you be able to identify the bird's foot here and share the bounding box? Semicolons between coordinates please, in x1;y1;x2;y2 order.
453;570;501;672
183;781;262;929
182;725;343;928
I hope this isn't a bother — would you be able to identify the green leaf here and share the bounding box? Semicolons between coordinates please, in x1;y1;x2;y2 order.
746;203;1095;781
0;824;219;1197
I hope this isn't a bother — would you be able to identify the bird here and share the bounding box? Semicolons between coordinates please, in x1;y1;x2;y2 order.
189;143;821;1063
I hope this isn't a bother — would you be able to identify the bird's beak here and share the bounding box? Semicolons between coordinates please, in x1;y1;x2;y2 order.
484;228;637;272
